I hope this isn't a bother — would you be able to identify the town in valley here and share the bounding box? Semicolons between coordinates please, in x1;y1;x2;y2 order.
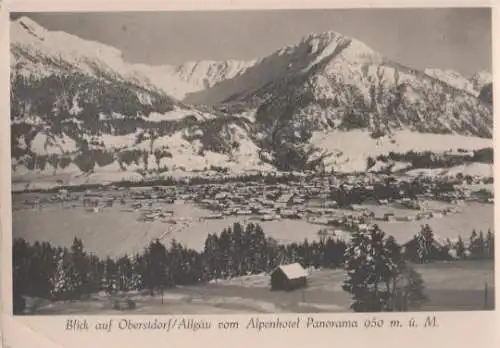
10;9;494;315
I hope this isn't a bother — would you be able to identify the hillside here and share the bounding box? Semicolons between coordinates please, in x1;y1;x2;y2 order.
470;71;493;92
424;68;478;96
186;32;493;170
131;60;256;100
10;17;270;185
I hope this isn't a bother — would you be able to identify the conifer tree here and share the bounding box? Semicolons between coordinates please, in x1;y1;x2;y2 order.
343;225;405;312
415;224;435;263
70;237;88;296
485;229;494;259
144;239;168;295
455;236;466;260
50;250;72;300
469;229;482;259
478;231;485;258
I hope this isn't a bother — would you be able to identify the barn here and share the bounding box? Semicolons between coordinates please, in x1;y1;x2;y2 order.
270;263;308;291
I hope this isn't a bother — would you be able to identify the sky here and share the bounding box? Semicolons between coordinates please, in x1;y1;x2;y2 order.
11;9;492;77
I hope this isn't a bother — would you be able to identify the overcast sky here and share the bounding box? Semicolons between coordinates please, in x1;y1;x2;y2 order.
11;8;492;76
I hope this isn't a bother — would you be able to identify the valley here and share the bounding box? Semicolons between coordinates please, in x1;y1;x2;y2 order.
9;13;495;315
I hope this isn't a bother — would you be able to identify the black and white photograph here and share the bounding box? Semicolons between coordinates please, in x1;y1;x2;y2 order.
9;8;494;316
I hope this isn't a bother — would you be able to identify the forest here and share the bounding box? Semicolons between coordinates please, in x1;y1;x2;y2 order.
13;222;494;314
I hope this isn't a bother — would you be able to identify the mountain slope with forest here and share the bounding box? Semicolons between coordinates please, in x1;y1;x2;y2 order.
10;18;493;188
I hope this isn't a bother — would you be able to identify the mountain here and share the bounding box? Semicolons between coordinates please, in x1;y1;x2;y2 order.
470;71;493;92
10;17;270;188
421;69;493;96
184;31;492;170
424;68;478;95
479;83;493;105
10;18;493;189
130;60;256;100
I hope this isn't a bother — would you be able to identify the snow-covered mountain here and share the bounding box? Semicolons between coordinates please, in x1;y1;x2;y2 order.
10;17;493;188
183;31;492;170
470;70;493;92
131;60;256;100
424;68;478;96
10;16;270;186
479;82;493;105
422;68;493;96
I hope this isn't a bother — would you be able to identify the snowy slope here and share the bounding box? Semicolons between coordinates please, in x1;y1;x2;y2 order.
310;130;492;173
470;71;493;92
131;60;256;100
10;17;270;182
205;32;492;170
424;68;478;96
11;17;254;101
10;17;494;186
184;31;383;105
11;17;158;89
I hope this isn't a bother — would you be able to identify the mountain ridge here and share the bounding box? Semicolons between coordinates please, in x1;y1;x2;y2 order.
9;17;493;188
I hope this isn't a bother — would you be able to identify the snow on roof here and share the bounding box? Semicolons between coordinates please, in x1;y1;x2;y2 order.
272;263;308;279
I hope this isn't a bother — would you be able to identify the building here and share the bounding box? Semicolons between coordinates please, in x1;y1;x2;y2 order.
270;263;308;291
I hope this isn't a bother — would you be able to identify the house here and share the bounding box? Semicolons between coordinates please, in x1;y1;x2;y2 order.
270;263;308;291
384;213;396;222
276;193;296;207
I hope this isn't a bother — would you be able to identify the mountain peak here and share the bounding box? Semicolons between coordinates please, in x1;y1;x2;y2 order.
299;30;380;63
12;16;47;40
14;16;42;29
302;30;345;42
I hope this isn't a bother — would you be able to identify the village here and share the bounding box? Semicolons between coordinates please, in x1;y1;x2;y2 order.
12;171;495;313
15;171;493;245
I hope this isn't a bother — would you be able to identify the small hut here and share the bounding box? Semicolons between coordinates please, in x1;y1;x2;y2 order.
270;263;308;291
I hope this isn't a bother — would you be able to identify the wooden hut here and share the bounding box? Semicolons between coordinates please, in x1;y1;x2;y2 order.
270;263;308;291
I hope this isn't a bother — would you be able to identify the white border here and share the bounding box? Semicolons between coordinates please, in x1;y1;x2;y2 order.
1;2;499;348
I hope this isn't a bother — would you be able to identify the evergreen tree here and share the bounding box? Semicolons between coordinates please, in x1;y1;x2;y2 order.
469;229;482;259
144;239;168;295
415;224;435;263
116;256;133;291
130;253;145;290
69;238;88;296
231;223;245;275
455;237;466;260
485;229;495;259
393;264;427;311
342;225;406;312
50;250;73;300
104;257;118;294
478;231;485;258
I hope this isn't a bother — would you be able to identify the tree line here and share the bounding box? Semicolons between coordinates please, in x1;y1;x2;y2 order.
367;147;494;172
13;222;494;314
19;171;304;194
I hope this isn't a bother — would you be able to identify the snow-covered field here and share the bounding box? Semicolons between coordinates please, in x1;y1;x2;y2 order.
12;193;494;259
23;260;494;314
10;129;493;193
311;130;493;173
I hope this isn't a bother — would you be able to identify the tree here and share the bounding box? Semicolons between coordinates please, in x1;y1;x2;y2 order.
469;229;484;259
144;239;168;296
342;225;407;312
485;229;494;259
455;236;466;260
415;224;435;263
69;238;88;296
380;236;426;311
203;233;222;280
390;264;427;311
50;250;73;300
116;256;133;291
